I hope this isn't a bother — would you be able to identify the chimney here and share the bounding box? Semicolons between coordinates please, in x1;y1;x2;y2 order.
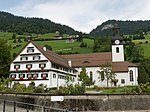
43;47;46;51
68;60;72;67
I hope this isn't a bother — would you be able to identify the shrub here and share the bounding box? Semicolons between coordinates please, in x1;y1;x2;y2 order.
53;84;85;94
145;41;148;44
12;82;27;92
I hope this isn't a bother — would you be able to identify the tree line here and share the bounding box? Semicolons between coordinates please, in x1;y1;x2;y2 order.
90;20;150;37
0;11;76;35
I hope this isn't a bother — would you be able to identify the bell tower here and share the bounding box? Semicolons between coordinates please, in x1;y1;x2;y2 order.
112;24;124;62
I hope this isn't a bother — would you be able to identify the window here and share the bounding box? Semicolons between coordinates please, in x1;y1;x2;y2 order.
33;56;40;60
26;64;32;70
10;74;16;78
116;47;119;53
53;74;56;78
58;75;63;79
19;74;25;78
39;64;46;68
130;70;134;81
121;79;125;84
101;71;105;81
27;47;34;53
27;74;33;79
14;65;20;70
20;57;28;61
33;74;38;79
90;71;93;81
41;73;48;79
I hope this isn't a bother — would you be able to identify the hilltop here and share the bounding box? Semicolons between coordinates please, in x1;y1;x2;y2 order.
90;20;150;37
0;11;76;35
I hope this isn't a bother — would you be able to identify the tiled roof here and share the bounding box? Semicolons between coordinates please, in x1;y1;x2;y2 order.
62;52;137;72
31;42;74;70
62;52;112;67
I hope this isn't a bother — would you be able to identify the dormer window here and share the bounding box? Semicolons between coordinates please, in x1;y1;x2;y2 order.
27;47;34;53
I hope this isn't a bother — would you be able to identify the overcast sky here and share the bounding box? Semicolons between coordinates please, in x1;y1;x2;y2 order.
0;0;150;33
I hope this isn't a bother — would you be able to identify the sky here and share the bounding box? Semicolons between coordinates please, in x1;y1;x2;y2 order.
0;0;150;33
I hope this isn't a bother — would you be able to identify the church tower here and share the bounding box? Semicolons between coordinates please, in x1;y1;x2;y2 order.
112;24;124;62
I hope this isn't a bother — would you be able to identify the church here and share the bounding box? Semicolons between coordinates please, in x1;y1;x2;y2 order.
9;24;138;88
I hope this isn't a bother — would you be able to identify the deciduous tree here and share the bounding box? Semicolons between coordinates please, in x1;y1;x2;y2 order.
0;39;11;78
97;63;116;87
125;42;144;62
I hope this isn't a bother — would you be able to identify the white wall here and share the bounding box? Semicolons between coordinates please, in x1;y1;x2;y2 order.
112;45;124;62
76;66;138;87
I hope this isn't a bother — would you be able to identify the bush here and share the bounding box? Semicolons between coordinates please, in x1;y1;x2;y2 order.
34;84;46;93
12;82;27;92
53;84;85;94
145;41;148;44
80;42;87;48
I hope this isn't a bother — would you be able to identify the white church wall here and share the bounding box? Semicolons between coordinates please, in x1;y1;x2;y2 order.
76;67;112;87
75;66;138;87
112;45;124;62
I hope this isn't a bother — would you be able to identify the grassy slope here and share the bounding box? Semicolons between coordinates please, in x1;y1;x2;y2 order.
1;32;150;57
0;32;94;55
132;33;150;57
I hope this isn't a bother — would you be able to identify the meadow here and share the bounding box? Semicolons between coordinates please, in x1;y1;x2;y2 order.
0;32;150;57
0;32;94;55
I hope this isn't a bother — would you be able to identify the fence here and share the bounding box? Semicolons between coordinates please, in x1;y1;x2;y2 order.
1;92;150;111
0;99;70;112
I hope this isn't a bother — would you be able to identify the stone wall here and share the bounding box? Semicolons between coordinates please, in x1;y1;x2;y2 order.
0;93;150;111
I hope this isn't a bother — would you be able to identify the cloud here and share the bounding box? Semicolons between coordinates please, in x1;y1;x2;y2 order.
5;0;150;33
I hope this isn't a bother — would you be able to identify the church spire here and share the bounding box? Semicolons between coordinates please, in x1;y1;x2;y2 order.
112;23;123;45
111;23;124;62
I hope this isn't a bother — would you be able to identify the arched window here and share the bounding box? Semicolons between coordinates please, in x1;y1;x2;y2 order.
90;71;93;81
129;70;134;81
116;47;119;53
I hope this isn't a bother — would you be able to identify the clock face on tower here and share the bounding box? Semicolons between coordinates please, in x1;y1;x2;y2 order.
115;40;120;45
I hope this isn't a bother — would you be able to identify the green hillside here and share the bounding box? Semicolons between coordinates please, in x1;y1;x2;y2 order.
0;30;149;59
90;20;150;37
0;11;76;35
0;32;93;56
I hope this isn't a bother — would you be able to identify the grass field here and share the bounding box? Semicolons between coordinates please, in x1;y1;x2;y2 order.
0;31;150;57
132;33;150;57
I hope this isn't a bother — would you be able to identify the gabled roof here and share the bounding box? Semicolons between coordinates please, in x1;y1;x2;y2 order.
32;42;73;69
62;52;137;72
13;41;74;70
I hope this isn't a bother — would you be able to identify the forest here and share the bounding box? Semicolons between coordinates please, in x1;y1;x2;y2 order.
0;11;76;35
90;20;150;37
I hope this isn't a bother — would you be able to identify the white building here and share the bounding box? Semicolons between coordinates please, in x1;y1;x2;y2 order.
10;24;138;88
10;42;77;88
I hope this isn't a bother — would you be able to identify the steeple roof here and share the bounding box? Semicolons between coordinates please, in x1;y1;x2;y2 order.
112;24;123;44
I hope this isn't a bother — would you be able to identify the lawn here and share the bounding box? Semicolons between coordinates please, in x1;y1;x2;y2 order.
7;38;94;55
140;44;150;57
86;86;137;94
0;32;13;39
34;38;94;54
